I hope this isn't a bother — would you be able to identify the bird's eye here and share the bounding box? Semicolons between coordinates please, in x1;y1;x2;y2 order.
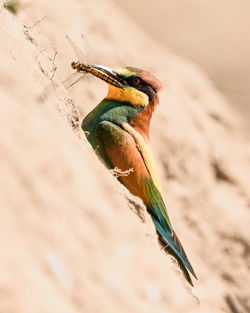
131;76;141;86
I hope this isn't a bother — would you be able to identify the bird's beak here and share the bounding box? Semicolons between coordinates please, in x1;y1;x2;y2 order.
90;64;125;89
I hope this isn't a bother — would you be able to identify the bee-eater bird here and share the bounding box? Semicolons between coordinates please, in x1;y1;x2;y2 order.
71;61;197;285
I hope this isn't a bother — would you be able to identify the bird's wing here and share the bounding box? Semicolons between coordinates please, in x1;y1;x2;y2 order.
122;122;163;193
122;122;196;280
95;121;196;281
95;120;152;198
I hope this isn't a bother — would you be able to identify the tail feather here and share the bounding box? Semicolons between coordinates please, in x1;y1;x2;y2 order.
150;212;197;281
158;235;194;286
144;178;197;285
170;229;197;279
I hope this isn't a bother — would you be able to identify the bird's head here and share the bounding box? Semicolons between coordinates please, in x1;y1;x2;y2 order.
73;62;163;138
78;64;162;107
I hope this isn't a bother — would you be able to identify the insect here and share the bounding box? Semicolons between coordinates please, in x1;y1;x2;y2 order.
66;35;125;91
39;35;99;101
62;35;99;89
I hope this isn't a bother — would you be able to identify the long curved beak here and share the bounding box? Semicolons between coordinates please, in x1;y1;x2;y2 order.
71;62;125;89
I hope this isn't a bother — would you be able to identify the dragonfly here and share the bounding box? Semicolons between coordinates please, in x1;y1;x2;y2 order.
63;35;124;91
40;34;124;102
40;35;99;100
62;34;100;89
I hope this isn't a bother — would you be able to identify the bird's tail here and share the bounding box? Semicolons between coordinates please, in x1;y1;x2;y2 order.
157;231;195;286
144;178;197;285
149;208;197;286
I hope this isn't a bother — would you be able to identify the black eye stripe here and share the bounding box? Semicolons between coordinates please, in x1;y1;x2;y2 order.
119;74;157;101
125;75;145;87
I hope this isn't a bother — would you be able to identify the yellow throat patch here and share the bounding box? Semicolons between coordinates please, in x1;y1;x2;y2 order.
106;67;149;107
106;85;149;107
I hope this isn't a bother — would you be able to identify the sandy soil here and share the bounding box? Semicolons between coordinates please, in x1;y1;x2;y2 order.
0;0;250;312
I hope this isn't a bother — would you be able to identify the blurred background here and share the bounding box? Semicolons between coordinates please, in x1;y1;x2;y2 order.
1;0;250;312
116;0;250;128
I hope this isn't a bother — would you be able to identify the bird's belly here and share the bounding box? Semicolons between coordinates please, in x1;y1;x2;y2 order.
110;144;150;202
96;121;151;204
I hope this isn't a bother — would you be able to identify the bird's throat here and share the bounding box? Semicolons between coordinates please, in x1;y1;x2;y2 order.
106;85;149;107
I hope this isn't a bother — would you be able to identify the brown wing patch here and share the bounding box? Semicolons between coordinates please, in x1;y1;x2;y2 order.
96;121;151;204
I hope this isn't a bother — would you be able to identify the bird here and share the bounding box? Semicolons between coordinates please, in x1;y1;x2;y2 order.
72;61;197;285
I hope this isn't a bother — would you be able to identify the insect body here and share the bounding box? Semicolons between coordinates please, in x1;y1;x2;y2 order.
71;61;124;88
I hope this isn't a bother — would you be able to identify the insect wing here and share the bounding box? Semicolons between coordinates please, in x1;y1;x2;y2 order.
64;34;99;89
65;35;95;88
66;35;87;63
80;33;99;65
61;71;84;89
